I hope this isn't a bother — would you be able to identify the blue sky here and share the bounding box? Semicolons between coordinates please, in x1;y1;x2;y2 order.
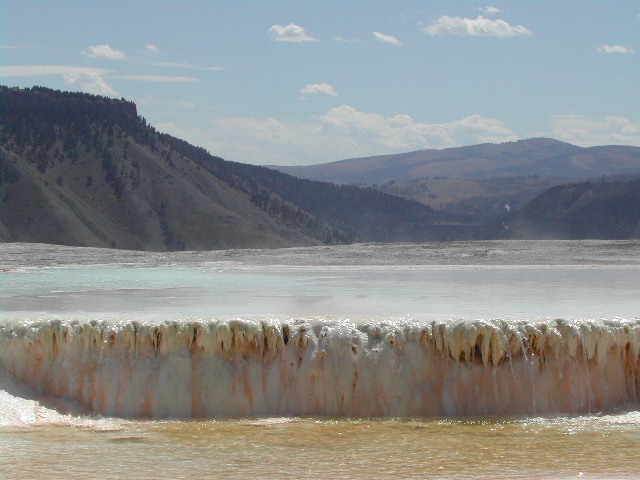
2;1;638;166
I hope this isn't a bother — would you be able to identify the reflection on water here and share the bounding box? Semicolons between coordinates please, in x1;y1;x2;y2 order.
3;266;640;319
3;414;640;479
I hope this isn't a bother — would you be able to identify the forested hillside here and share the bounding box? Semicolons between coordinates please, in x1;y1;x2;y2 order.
0;87;341;249
0;86;474;250
506;179;640;239
157;136;485;242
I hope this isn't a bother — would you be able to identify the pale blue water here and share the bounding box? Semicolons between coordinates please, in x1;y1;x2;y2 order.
2;264;639;320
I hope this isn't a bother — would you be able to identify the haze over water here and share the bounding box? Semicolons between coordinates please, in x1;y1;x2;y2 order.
2;240;640;479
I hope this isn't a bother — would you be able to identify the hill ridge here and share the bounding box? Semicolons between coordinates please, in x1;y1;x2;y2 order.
271;138;640;184
1;86;470;250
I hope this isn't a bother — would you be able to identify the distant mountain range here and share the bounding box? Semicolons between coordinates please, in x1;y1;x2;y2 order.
1;86;639;249
272;138;640;184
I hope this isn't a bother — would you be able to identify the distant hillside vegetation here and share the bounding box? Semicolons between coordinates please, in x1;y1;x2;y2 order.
506;179;640;239
272;138;640;184
155;135;489;242
375;176;571;220
0;87;338;250
0;86;477;250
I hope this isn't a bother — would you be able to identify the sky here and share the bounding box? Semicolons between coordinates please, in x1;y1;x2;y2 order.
1;1;639;166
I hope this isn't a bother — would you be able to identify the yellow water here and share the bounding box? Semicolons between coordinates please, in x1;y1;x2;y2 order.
3;413;640;479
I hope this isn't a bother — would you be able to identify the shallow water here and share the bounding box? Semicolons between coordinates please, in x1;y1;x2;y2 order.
3;263;640;320
4;414;640;479
1;240;640;479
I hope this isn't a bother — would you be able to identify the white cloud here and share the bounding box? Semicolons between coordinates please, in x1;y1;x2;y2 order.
0;65;118;96
1;45;34;49
300;83;338;97
551;115;640;147
155;62;194;68
176;100;197;109
157;106;518;166
320;105;518;150
479;6;501;15
268;24;318;43
372;31;403;47
63;72;119;96
597;44;635;54
154;61;224;71
423;15;532;37
82;44;127;60
137;95;156;106
332;35;363;44
112;74;198;83
0;65;111;77
144;44;159;55
156;118;321;166
138;97;196;109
